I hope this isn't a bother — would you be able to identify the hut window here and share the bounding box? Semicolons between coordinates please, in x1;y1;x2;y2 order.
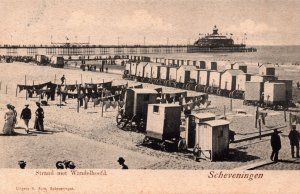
153;106;159;113
143;94;150;101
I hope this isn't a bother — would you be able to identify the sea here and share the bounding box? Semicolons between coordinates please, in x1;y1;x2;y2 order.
145;45;300;65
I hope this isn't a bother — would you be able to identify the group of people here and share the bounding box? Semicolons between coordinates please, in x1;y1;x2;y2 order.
2;102;45;135
270;124;300;162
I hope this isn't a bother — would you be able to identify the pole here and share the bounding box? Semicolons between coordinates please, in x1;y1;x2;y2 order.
6;85;7;94
223;105;226;119
60;86;62;108
91;77;92;83
81;74;83;84
230;98;233;112
102;79;104;117
25;75;27;100
289;112;292;129
16;85;18;97
76;80;79;113
258;119;262;140
255;106;259;128
284;110;287;122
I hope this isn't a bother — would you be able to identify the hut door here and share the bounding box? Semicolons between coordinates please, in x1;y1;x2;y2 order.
157;67;161;79
232;76;236;90
166;67;170;80
185;71;190;83
187;115;196;148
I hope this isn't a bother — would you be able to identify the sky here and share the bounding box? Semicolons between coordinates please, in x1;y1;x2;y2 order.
0;0;299;45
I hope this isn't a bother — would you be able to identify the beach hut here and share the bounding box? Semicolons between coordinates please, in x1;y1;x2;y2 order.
185;113;216;149
236;73;252;91
136;62;148;77
160;66;170;80
259;63;276;76
208;71;221;88
124;89;158;118
50;56;64;68
151;63;162;79
264;82;286;105
117;88;158;130
176;65;197;83
244;81;264;103
275;79;293;101
146;104;181;141
190;69;201;84
195;120;230;161
220;69;244;91
169;67;178;81
144;63;152;78
198;70;211;86
129;62;138;76
125;63;131;74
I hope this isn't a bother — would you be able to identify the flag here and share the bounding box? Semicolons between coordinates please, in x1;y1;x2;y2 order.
65;36;69;41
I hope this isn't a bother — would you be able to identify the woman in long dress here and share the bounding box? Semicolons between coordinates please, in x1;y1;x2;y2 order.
3;104;15;135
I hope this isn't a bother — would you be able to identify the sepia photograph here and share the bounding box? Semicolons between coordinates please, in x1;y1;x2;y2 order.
0;0;299;193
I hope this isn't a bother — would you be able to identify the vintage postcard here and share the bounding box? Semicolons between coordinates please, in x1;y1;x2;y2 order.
0;0;299;193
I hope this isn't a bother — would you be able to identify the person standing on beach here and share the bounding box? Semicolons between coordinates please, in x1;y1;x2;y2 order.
2;104;15;135
34;102;44;131
20;104;31;133
11;105;17;127
61;75;66;85
288;124;300;158
270;129;281;162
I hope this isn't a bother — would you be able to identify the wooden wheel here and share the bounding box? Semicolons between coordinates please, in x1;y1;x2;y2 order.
143;136;150;145
160;141;166;151
131;114;144;131
193;146;201;162
138;119;146;132
177;139;187;152
116;112;128;129
185;83;190;90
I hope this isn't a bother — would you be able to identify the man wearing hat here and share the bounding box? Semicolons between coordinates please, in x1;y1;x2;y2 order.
20;104;31;133
34;102;45;131
117;157;128;169
288;123;299;158
270;129;281;162
18;161;26;169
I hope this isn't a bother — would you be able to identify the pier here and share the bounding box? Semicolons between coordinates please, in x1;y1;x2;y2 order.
0;44;256;57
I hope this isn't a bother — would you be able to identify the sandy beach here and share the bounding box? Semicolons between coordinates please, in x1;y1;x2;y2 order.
0;62;299;170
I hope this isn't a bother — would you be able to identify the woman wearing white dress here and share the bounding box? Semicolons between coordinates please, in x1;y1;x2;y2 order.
3;104;15;135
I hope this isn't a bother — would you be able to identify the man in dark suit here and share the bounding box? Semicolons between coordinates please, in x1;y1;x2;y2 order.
270;129;281;162
289;124;300;158
20;104;31;133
